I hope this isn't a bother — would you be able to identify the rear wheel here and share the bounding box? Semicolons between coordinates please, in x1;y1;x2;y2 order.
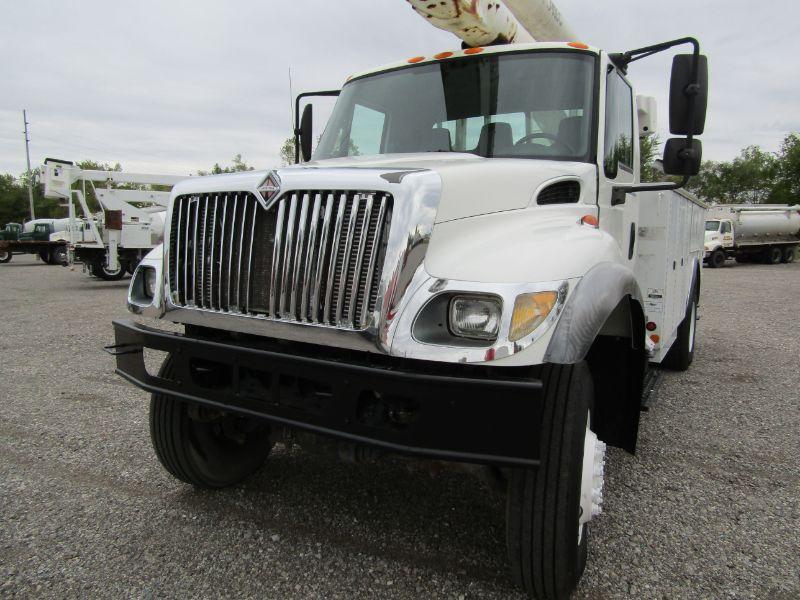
663;295;697;371
782;247;796;263
150;356;272;488
51;246;68;266
767;247;783;264
506;363;604;600
96;261;127;280
0;250;11;263
708;249;725;268
38;250;50;263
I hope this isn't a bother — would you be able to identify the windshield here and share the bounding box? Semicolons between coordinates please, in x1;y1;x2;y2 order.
315;51;596;162
705;221;720;232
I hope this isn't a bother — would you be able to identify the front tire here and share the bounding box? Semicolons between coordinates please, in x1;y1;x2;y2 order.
150;356;272;488
708;249;725;268
506;363;601;600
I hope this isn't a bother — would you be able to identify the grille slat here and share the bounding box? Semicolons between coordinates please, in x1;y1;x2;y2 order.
348;194;373;324
169;190;391;330
301;193;322;322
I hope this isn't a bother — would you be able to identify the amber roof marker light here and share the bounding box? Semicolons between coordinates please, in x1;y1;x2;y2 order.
464;47;484;55
434;51;454;59
407;56;425;64
568;42;590;50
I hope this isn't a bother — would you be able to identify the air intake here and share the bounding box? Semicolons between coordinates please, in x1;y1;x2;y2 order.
537;181;581;205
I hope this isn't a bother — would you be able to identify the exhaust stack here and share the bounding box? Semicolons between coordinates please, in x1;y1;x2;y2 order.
406;0;575;47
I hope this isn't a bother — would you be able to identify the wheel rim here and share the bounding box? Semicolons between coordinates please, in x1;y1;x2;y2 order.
688;301;697;353
0;251;8;261
185;409;270;486
578;411;605;544
102;265;123;276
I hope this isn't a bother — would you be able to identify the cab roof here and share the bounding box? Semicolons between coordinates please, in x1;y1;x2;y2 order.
346;42;600;84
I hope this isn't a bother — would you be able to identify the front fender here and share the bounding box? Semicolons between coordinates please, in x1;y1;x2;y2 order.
544;262;644;364
424;207;622;283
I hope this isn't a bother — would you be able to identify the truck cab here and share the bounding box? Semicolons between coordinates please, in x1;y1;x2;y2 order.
110;39;708;599
0;223;22;241
19;223;54;242
704;218;734;266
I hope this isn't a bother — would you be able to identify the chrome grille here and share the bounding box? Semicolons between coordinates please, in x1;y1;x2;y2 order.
168;190;392;329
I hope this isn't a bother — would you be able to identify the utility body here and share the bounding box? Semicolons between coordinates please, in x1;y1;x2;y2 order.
109;3;709;598
703;204;799;267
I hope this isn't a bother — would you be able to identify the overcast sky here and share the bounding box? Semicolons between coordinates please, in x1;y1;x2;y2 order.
1;0;798;176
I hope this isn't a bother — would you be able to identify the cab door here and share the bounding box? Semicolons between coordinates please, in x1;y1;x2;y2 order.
721;220;734;248
597;59;640;266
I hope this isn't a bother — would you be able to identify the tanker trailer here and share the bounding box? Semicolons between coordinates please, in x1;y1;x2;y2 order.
704;204;800;267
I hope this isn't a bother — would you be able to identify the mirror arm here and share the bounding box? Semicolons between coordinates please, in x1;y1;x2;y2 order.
293;90;342;164
612;176;690;206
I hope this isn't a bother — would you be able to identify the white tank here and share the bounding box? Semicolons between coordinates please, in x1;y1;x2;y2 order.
708;205;800;241
23;218;72;233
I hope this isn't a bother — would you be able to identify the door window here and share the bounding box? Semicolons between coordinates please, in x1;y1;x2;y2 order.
604;70;634;179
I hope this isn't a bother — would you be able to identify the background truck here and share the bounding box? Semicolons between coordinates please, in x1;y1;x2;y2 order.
704;204;800;267
0;221;68;265
41;158;186;280
108;2;709;598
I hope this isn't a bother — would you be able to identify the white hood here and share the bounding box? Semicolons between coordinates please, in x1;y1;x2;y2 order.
171;153;597;224
307;153;597;223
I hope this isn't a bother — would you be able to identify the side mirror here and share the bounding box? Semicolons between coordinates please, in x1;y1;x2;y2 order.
299;104;313;163
663;138;702;176
669;54;708;135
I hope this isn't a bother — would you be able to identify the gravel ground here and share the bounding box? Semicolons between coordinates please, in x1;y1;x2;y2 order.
1;255;798;599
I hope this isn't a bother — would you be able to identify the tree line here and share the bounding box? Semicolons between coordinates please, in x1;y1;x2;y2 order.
641;132;798;205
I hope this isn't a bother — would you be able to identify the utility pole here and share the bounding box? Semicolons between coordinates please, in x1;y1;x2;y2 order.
22;110;35;220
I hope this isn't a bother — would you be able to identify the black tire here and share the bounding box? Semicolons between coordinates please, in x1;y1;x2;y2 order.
708;249;725;268
51;247;68;266
96;261;127;281
663;294;697;371
767;247;783;264
782;247;796;264
0;250;11;263
150;356;272;488
506;363;595;600
39;250;50;263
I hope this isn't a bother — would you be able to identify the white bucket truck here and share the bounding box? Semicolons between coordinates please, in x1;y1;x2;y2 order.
109;3;709;597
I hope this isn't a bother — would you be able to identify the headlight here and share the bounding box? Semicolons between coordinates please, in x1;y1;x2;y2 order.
509;291;559;342
448;295;502;341
143;267;158;299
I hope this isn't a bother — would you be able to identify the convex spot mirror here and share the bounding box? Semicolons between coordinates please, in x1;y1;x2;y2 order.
663;138;702;176
299;104;313;162
669;54;708;135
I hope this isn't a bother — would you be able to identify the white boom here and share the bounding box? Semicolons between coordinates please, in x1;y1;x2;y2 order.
406;0;575;47
41;159;188;274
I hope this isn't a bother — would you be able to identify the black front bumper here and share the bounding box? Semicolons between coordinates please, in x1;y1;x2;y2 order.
109;319;544;468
